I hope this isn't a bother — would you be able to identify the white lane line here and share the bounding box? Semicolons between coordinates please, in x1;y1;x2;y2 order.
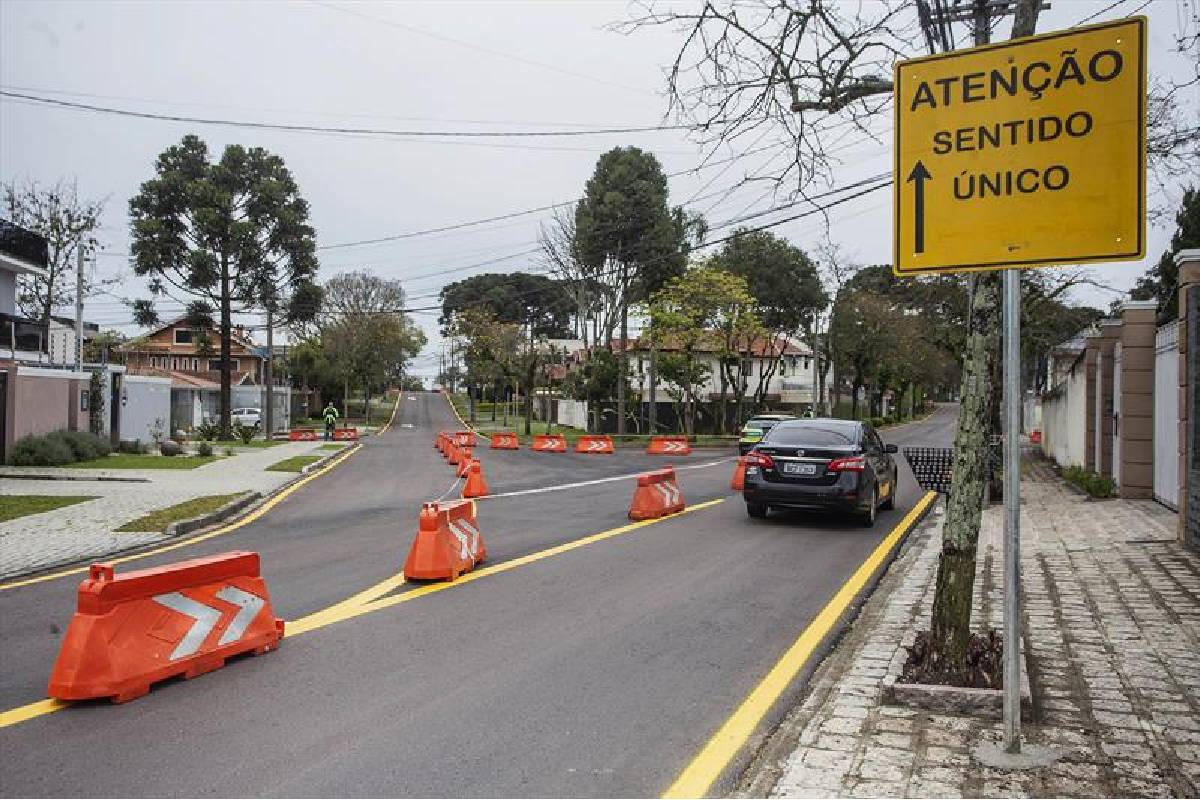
475;457;732;501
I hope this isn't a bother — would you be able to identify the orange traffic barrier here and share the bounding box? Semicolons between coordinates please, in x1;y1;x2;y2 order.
332;427;359;441
403;501;487;581
455;448;475;477
628;467;686;520
453;430;476;448
647;435;691;455
531;434;567;453
288;428;318;441
576;434;615;454
435;431;448;452
47;551;284;703
446;438;462;465
462;459;490;498
489;432;519;450
731;456;747;490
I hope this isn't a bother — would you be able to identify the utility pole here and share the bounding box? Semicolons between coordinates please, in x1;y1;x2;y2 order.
74;248;84;372
264;309;274;440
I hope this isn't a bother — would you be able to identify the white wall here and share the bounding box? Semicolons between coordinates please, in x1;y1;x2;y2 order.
630;348;816;403
1041;358;1087;469
122;375;172;444
556;398;588;429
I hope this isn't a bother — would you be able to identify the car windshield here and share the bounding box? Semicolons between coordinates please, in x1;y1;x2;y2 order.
764;421;859;447
746;418;785;431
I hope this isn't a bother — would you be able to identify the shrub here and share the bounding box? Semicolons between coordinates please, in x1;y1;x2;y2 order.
871;417;886;428
196;421;220;441
119;439;146;454
1060;465;1116;499
9;433;75;466
196;441;214;457
48;430;111;461
232;422;256;445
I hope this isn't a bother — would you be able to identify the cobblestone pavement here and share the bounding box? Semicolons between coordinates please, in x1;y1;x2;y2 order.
748;460;1199;799
0;441;347;578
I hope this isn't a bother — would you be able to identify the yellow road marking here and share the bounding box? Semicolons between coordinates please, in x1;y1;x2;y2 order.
0;498;725;729
443;389;473;431
0;699;70;729
0;444;363;592
662;491;938;799
293;499;726;631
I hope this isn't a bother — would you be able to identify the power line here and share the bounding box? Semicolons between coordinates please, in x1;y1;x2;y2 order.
0;90;699;139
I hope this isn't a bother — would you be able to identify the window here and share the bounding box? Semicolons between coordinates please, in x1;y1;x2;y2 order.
174;329;194;345
208;359;239;371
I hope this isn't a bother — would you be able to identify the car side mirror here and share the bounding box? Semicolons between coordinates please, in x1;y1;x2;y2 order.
885;444;898;454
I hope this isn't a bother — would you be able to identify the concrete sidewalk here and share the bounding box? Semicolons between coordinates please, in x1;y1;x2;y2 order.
0;441;347;578
745;461;1198;798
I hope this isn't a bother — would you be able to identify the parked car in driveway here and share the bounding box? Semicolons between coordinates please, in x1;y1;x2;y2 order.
738;413;797;454
231;407;262;429
741;418;898;526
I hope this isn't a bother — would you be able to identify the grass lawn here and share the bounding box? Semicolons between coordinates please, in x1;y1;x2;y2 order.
317;444;346;451
0;495;98;523
265;455;322;472
71;454;220;470
116;493;245;533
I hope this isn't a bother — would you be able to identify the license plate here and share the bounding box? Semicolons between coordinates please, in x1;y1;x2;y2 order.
782;462;817;475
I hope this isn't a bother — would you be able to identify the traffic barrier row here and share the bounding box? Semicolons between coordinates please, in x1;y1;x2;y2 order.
575;434;614;455
48;551;284;703
403;500;487;581
288;428;318;441
531;434;567;453
489;432;520;450
453;430;476;448
332;427;359;441
628;466;686;520
647;435;691;456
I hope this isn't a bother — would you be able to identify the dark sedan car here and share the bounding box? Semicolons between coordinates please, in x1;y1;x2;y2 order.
741;419;899;527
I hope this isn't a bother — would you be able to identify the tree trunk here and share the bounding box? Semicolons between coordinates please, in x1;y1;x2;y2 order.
491;382;498;422
219;254;232;439
928;272;1002;679
648;343;657;435
364;382;371;426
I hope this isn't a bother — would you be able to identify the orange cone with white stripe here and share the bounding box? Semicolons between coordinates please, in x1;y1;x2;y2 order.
462;459;490;498
456;448;475;477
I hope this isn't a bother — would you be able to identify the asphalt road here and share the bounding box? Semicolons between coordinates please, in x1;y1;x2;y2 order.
0;394;956;797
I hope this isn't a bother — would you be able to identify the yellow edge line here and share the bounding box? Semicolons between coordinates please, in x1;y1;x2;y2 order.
0;443;364;593
442;389;474;432
662;491;938;799
0;497;725;729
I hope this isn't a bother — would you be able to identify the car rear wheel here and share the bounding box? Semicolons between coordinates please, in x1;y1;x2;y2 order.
880;472;896;510
746;503;768;519
858;486;877;527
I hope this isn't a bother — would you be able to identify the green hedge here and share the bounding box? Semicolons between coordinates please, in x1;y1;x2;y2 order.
1060;465;1116;498
9;430;112;466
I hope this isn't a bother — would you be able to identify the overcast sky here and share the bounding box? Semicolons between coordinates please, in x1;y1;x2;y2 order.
2;0;1196;380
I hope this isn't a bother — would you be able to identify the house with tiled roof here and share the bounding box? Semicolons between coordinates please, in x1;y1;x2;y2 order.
122;317;266;431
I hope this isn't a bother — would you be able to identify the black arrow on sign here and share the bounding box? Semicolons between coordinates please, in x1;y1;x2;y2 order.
907;160;931;254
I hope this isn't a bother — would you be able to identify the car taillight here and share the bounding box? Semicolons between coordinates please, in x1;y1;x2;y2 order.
745;451;775;470
827;455;866;472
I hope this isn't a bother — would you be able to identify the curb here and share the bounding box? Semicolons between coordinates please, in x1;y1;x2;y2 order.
0;443;363;584
163;491;261;538
0;473;150;483
733;495;943;798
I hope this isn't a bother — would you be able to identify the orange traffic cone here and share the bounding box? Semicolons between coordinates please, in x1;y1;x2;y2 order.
731;457;747;490
447;439;461;465
456;448;475;477
462;459;490;498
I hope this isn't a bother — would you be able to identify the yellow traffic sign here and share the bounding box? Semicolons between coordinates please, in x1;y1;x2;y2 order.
893;18;1146;275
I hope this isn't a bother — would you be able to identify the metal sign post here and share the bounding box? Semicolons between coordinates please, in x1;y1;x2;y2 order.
1002;267;1022;752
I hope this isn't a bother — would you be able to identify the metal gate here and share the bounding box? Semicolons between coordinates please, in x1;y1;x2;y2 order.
1113;341;1122;489
1154;322;1180;509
